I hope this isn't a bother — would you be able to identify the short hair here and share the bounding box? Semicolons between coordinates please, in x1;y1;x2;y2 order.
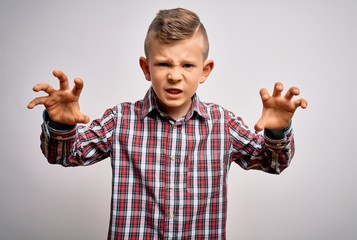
144;8;209;60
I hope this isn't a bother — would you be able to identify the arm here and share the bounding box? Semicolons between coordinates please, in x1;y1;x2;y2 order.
40;108;116;167
28;70;114;166
229;116;294;174
230;82;307;174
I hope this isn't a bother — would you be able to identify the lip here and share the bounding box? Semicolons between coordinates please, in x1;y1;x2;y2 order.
166;88;182;94
165;88;183;98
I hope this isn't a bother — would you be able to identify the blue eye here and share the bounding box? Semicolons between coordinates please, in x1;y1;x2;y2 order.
183;64;194;69
157;63;169;67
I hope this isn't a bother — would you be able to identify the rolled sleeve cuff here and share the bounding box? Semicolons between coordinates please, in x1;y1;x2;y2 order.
264;122;292;149
42;111;77;141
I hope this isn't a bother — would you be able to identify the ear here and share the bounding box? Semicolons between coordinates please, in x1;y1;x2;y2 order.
139;56;151;81
199;59;214;84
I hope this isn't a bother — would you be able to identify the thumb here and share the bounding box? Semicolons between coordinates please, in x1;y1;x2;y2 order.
75;113;90;124
254;118;265;132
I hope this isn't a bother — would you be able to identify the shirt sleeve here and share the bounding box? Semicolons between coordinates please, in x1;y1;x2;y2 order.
228;112;294;174
40;108;117;167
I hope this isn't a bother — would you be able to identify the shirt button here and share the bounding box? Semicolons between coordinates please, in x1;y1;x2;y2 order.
169;183;175;189
169;213;174;219
170;155;175;161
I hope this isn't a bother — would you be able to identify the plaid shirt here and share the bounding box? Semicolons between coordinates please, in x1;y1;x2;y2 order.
41;87;294;240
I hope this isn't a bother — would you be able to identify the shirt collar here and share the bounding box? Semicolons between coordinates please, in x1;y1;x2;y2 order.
141;87;209;120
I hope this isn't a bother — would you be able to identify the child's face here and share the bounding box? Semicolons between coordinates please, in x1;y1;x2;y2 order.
140;33;214;120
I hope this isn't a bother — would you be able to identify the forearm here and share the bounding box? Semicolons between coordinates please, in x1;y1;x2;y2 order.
40;108;116;167
231;120;294;174
261;124;295;174
40;111;80;166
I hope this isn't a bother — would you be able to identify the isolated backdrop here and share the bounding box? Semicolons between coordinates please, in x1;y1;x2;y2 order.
1;0;356;239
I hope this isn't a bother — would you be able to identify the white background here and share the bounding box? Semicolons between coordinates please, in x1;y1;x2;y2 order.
1;0;356;239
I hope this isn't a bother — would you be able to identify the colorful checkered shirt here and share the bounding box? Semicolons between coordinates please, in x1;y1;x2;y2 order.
40;87;294;239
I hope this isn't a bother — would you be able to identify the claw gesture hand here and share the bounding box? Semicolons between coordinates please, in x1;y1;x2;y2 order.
27;70;90;125
254;82;308;132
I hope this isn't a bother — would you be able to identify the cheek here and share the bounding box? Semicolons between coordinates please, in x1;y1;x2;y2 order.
151;69;167;80
149;74;166;90
187;80;200;94
190;72;204;84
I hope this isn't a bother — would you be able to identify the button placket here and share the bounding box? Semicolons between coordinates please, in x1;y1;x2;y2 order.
166;122;179;234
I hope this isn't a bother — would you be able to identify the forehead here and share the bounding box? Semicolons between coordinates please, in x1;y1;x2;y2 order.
147;33;206;60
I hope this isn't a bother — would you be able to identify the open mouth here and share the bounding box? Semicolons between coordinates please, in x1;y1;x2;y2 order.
166;89;182;94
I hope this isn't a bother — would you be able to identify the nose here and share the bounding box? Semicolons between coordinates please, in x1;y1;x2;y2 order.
168;67;182;81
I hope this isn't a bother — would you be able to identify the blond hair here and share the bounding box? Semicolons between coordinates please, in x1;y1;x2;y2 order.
144;8;209;60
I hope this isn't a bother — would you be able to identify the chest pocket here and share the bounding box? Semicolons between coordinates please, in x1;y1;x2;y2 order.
186;156;224;198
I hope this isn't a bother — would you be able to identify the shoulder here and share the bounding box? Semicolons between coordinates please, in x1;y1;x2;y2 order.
200;101;235;120
113;99;144;118
200;101;250;130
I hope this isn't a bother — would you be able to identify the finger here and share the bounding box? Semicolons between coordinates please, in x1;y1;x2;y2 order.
272;82;284;97
301;99;308;109
32;83;56;94
259;88;270;102
254;118;265;132
294;98;308;109
52;70;69;90
72;78;84;97
75;113;90;124
27;96;48;109
284;87;300;101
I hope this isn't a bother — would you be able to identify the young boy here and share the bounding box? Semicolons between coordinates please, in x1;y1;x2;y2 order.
27;8;307;240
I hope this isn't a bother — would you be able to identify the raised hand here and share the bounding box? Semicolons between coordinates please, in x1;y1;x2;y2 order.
254;82;308;132
27;70;90;125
